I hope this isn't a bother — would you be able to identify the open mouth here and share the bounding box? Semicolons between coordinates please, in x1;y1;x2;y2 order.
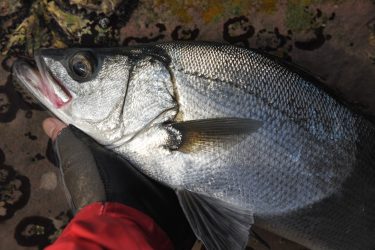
13;57;71;109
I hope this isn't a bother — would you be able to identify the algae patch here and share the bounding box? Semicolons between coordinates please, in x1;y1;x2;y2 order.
286;1;316;32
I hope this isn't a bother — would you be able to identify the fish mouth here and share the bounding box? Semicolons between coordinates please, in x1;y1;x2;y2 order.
13;56;72;109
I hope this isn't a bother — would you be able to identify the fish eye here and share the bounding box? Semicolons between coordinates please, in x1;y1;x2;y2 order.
68;52;96;82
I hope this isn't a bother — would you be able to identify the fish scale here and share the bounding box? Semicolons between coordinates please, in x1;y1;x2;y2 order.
13;42;375;250
151;43;375;249
161;43;355;139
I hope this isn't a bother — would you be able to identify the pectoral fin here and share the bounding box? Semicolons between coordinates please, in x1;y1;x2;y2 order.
165;118;262;152
176;189;253;250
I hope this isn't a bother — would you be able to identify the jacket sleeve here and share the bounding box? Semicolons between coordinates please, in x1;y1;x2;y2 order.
46;202;174;250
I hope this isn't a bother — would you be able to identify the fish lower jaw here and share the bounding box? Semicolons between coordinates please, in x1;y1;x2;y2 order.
13;60;71;109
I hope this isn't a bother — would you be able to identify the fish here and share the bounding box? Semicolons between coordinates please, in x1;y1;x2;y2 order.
13;42;375;250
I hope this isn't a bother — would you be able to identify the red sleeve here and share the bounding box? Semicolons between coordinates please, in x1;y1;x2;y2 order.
46;202;174;250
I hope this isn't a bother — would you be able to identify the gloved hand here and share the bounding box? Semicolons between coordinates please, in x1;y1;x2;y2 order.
43;118;196;250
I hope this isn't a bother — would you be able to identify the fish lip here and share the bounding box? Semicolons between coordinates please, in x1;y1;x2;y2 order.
13;53;72;109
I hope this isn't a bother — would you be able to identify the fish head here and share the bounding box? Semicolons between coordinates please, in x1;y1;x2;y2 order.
13;48;132;141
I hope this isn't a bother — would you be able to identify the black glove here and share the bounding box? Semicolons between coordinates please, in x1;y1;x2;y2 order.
53;125;196;250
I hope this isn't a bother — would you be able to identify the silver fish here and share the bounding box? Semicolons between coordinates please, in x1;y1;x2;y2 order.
13;42;375;250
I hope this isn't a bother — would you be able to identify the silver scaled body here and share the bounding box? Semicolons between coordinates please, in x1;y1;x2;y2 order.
16;42;375;250
100;43;375;250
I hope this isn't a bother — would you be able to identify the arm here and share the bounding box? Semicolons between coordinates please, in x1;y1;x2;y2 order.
42;118;195;250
